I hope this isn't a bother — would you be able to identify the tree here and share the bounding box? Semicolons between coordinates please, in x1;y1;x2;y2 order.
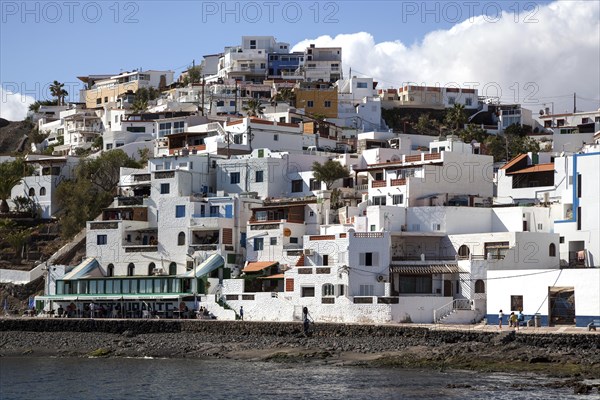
49;81;68;106
459;124;488;144
187;65;203;85
0;159;33;213
242;99;264;117
311;160;350;190
6;228;30;259
56;150;141;238
270;88;296;107
445;103;467;132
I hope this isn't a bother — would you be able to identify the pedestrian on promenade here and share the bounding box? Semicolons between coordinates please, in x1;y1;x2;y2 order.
498;309;504;329
303;306;312;336
240;306;244;321
89;302;95;319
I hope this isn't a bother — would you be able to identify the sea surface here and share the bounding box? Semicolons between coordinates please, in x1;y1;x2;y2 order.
0;357;585;399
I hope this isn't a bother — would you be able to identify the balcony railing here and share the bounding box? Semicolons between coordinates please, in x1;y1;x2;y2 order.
354;232;384;238
371;180;387;188
192;213;231;219
392;255;457;261
189;244;218;251
390;178;406;186
89;221;119;230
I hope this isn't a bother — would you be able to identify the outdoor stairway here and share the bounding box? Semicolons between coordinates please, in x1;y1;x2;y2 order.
434;299;480;324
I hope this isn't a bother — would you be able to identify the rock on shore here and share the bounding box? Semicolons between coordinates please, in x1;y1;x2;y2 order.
1;319;599;385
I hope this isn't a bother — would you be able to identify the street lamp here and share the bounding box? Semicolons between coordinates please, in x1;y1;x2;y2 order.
42;262;56;313
186;250;199;296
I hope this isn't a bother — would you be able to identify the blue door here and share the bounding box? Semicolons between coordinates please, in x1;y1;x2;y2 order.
225;204;233;218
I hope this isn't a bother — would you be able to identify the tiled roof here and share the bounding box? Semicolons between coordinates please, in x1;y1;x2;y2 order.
389;264;463;275
507;163;555;174
500;154;527;170
243;261;277;272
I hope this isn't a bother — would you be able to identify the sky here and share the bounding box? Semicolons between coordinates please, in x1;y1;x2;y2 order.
1;0;599;121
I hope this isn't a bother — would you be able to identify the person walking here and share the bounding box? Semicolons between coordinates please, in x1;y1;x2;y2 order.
498;309;504;329
239;306;244;321
302;306;312;336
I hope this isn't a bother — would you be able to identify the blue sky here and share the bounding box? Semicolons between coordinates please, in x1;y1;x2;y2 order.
2;0;598;120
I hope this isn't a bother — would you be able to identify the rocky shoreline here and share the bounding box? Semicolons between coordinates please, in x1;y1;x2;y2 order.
2;319;599;394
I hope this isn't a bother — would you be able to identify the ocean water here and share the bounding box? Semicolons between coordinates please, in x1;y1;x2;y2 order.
0;357;585;400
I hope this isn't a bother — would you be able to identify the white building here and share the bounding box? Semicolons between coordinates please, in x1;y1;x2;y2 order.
10;155;79;218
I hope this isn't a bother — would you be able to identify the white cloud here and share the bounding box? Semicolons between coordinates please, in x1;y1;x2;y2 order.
0;88;35;121
292;1;600;113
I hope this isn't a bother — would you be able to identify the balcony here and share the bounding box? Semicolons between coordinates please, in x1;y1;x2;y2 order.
189;244;219;251
390;178;406;186
89;221;119;230
392;255;457;262
133;174;151;182
371;180;387;188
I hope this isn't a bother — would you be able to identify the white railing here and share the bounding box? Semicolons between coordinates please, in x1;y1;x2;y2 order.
433;299;472;322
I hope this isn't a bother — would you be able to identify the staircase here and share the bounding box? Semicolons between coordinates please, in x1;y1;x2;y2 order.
434;299;480;324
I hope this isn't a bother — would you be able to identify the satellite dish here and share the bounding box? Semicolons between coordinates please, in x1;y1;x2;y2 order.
539;109;545;116
390;155;401;161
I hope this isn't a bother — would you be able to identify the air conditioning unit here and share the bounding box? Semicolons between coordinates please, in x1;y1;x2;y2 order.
376;274;387;283
304;249;314;256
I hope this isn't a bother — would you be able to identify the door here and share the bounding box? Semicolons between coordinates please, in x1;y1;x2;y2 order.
444;280;452;297
549;287;575;326
225;204;233;218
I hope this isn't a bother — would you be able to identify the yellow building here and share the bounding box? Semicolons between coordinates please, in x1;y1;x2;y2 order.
295;88;338;119
78;70;174;109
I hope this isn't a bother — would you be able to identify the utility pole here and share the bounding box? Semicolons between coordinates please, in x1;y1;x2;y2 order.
201;76;205;116
234;80;238;115
573;92;576;114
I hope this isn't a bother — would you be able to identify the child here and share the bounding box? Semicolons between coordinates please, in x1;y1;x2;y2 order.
498;309;504;329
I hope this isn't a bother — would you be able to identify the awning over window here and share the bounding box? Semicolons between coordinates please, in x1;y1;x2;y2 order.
390;264;464;275
182;254;224;278
258;273;284;279
243;261;277;273
62;258;103;280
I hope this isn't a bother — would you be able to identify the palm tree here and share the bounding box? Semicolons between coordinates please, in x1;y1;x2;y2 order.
270;88;296;107
242;99;264;117
445;103;467;132
50;81;68;106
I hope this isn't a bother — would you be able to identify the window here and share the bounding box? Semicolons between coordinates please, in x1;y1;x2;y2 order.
448;97;455;105
28;188;35;196
230;172;240;184
107;264;114;277
159;122;172;136
97;235;107;245
126;126;146;133
322;255;329;265
465;98;472;106
290;237;298;244
309;179;321;191
392;194;403;205
458;245;470;258
270;237;277;246
371;196;386;206
40;187;46;196
359;285;374;296
537;223;543;230
356;82;368;89
301;287;315;297
337;284;345;296
475;279;485;293
127;263;135;276
291;179;303;193
273;134;278;141
398;275;432;294
254;237;264;251
485;241;509;259
360;252;377;266
432;223;441;231
178;232;186;246
370;225;376;231
307;100;314;108
560;236;565;244
169;262;177;275
322;283;334;296
148;262;155;276
255;170;264;183
173;121;184;134
175;205;185;218
324;101;331;108
511;295;523;311
549;243;556;257
160;183;170;194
